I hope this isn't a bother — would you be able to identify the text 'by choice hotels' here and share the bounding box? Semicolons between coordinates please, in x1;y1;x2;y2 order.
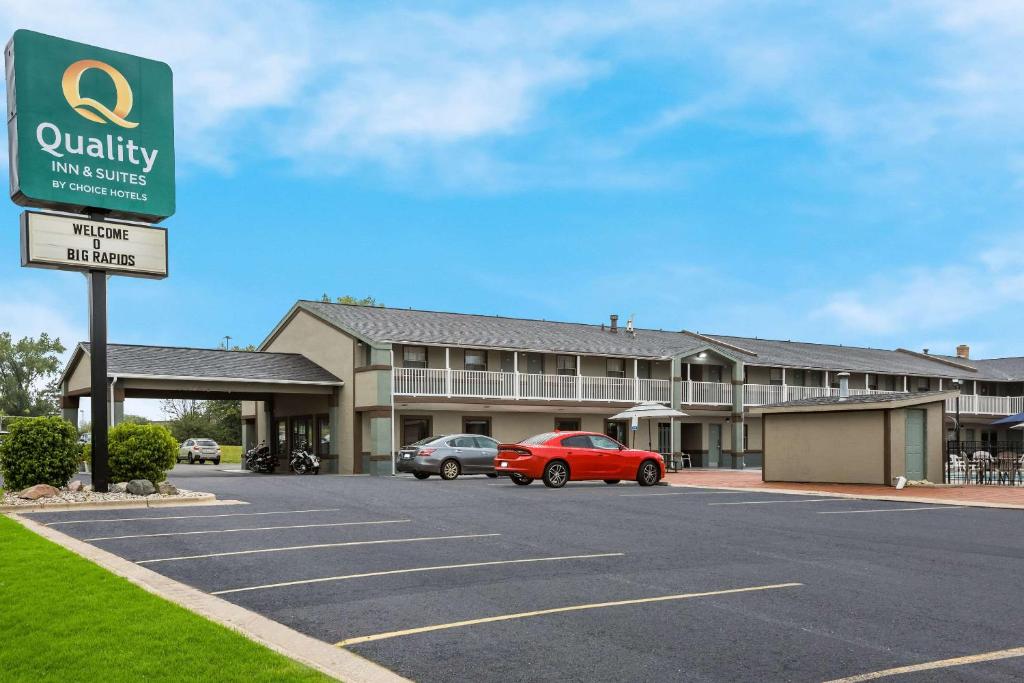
36;123;158;201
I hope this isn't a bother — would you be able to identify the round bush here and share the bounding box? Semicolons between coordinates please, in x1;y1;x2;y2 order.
108;422;178;484
0;416;80;490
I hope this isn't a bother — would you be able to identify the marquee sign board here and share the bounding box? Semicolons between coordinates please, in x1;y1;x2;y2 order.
21;211;168;279
5;30;175;222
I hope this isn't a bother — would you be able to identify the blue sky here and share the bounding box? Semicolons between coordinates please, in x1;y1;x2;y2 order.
2;1;1024;417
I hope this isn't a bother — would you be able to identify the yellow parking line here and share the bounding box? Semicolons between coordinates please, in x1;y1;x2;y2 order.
823;646;1024;682
212;553;625;595
335;582;802;647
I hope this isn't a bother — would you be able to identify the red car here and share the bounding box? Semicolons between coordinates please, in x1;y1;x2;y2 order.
495;431;665;488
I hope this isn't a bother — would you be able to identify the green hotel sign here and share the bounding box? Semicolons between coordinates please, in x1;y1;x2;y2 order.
5;30;174;222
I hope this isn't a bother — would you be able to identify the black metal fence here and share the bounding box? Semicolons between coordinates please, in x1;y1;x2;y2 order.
945;441;1024;486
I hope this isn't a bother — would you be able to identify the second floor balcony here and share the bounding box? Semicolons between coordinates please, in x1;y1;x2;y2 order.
392;367;1024;416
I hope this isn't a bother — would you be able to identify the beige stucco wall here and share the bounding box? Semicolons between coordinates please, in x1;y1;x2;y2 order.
764;410;887;484
260;309;357;472
887;402;944;482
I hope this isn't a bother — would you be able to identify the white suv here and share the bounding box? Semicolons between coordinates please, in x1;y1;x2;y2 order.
178;438;221;465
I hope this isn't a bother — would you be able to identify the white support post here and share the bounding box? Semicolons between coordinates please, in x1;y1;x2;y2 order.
685;363;692;404
939;378;943;391
633;358;639;402
781;367;787;401
513;352;520;400
904;376;908;392
824;371;829;391
445;347;451;397
576;355;582;400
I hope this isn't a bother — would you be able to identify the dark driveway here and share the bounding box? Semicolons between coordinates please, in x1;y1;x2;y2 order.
21;465;1024;682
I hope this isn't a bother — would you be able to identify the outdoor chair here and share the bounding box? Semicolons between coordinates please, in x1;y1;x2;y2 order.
665;452;692;472
947;453;966;481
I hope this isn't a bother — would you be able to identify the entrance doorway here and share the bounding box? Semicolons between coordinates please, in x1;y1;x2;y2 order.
905;409;926;480
402;416;432;446
708;424;722;467
605;419;628;445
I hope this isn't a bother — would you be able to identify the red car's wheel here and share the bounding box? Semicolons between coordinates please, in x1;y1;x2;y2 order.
509;473;533;485
543;460;569;488
637;459;660;486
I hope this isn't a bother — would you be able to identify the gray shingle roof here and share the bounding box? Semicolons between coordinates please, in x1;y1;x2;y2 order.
760;390;951;408
81;343;341;384
297;301;1024;379
297;301;706;359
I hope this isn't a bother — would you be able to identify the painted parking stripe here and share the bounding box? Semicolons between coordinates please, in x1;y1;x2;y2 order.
335;582;802;647
620;491;748;497
817;506;961;515
84;519;411;542
136;533;501;564
708;498;848;506
212;552;625;595
46;508;341;526
823;645;1024;682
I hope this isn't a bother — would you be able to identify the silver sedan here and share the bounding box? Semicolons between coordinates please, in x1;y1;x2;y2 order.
396;434;499;480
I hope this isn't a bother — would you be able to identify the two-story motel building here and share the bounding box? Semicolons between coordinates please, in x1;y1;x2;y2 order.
58;300;1024;475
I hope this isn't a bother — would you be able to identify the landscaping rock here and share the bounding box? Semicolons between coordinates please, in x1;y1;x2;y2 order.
18;484;59;500
110;482;128;493
67;480;84;492
126;480;156;496
157;482;178;495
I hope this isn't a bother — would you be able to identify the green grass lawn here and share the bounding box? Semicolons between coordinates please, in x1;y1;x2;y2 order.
0;515;335;682
219;444;243;463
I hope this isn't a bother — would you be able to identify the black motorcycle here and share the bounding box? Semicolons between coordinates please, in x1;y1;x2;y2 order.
244;441;278;474
289;441;320;475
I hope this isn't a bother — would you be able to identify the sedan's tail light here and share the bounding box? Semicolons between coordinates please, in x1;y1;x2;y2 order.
417;448;436;457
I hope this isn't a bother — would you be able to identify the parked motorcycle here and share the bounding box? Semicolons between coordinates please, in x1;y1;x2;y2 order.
289;441;320;475
244;441;278;474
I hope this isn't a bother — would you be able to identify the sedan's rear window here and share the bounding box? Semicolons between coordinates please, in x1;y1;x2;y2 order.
410;436;442;447
520;432;558;445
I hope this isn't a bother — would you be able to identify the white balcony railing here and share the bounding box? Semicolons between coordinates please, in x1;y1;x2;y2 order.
393;367;671;403
393;369;1023;416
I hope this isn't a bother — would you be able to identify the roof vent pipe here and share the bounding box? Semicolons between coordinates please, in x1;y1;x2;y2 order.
610;314;618;333
837;372;850;399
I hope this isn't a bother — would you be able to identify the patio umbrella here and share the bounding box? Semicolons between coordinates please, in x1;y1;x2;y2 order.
991;411;1024;426
609;401;689;451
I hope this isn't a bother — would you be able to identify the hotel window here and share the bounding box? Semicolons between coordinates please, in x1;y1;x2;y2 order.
462;417;492;436
789;369;806;386
769;368;783;386
867;374;878;391
808;370;823;387
917;377;931;392
500;351;515;372
707;365;723;383
403;345;427;368
556;355;577;376
526;353;544;374
879;375;895;391
607;358;626;378
555;417;581;431
637;360;652;379
465;349;487;372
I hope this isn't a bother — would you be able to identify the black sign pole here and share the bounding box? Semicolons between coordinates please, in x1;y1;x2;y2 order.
88;268;110;492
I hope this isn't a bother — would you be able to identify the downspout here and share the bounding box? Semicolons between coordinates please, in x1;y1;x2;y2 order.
109;375;119;427
390;349;396;476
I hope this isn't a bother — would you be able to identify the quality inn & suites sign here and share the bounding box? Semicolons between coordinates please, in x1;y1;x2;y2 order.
6;29;174;222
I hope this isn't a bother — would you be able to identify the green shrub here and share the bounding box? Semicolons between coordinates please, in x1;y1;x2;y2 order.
108;422;178;484
0;417;80;490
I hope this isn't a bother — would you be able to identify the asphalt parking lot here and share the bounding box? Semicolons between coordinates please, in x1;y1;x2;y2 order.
22;465;1024;682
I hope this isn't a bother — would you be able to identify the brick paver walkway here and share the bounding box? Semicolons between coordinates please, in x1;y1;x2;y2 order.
663;469;1024;509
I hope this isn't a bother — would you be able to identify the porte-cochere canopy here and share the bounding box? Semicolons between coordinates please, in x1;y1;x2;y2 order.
60;343;342;401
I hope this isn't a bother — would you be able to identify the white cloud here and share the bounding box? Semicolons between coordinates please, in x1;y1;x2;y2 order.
814;237;1024;335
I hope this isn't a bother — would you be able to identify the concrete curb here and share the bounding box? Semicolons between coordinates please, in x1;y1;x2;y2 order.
667;483;1024;510
7;513;410;683
0;493;245;513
